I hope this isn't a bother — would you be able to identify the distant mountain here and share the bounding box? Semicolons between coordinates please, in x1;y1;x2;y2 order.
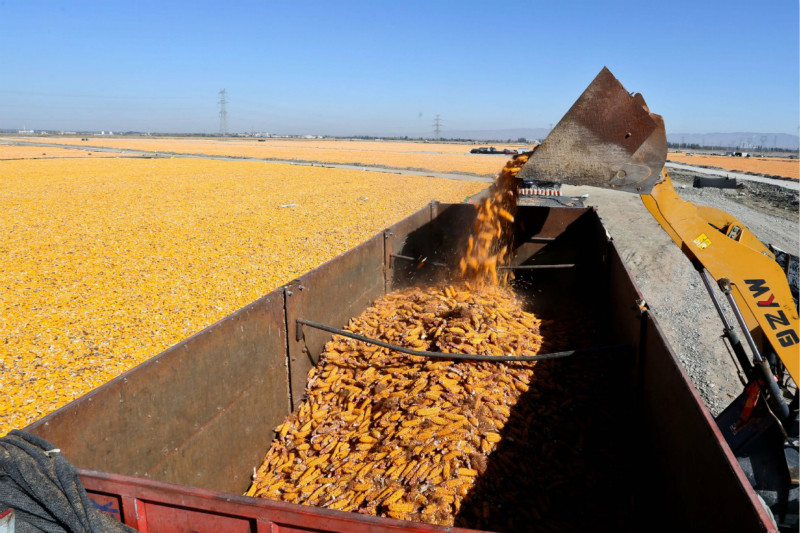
439;128;551;142
666;132;798;150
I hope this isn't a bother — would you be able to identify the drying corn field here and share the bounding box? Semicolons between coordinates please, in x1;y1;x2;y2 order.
0;155;487;434
667;152;799;179
2;137;525;176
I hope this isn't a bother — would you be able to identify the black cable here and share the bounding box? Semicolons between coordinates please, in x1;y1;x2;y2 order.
296;318;630;363
498;264;576;270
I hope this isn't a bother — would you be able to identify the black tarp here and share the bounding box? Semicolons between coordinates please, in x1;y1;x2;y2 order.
0;431;136;533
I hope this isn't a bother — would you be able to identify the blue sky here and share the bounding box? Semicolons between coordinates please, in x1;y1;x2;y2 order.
1;0;797;136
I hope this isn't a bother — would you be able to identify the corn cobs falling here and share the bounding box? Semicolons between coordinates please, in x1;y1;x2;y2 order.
459;151;528;284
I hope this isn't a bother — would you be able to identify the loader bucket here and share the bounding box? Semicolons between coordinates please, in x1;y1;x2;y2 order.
518;67;667;194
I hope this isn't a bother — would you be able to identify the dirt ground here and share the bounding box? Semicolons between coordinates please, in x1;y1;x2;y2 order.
557;169;798;415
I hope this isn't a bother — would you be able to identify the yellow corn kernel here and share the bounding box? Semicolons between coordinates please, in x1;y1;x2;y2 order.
383;488;405;505
442;450;459;462
485;432;502;443
327;498;350;510
444;478;464;489
388;501;415;513
442;411;467;422
416;406;441;417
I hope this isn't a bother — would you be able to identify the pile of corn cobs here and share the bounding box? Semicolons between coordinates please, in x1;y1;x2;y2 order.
246;283;545;525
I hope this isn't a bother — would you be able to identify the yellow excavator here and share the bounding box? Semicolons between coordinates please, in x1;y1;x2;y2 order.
515;67;798;530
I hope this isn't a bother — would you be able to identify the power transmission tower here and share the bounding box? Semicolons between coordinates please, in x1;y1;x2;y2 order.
218;89;228;136
433;115;442;139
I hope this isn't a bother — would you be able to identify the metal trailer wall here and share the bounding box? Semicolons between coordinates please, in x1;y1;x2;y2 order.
605;246;774;532
24;203;773;531
25;201;457;494
25;289;290;493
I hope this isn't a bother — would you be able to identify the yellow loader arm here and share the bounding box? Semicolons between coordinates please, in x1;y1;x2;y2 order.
642;173;799;386
517;67;798;525
518;66;798;387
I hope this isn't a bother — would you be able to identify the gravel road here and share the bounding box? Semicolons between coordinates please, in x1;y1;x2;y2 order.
559;169;798;415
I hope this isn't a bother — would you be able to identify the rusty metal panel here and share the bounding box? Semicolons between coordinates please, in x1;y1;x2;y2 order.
518;67;666;194
639;314;773;532
81;469;484;533
429;203;477;266
508;207;610;320
384;204;433;292
26;288;290;495
285;234;385;409
413;204;596;272
606;242;646;349
511;206;592;262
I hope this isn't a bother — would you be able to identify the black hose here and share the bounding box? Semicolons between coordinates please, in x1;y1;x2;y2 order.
296;318;630;363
